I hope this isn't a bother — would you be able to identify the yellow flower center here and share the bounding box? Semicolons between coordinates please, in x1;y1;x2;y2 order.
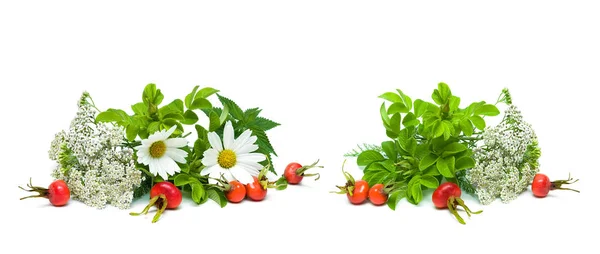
149;141;167;158
218;149;237;169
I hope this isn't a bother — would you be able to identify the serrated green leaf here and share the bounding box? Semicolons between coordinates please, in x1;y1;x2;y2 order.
379;92;403;103
475;104;500;116
419;153;438;171
184;86;199;109
388;102;410;115
191;183;206;204
456;156;475;170
243;108;261;122
420;175;439;189
357;150;385;166
181;110;199;125
218;94;244;120
470;115;486;130
206;188;227;208
253;129;277;156
381;141;397;161
195;87;219;99
414;99;427;117
248;117;280;131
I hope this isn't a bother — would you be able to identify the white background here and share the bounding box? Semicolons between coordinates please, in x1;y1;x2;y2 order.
1;1;597;253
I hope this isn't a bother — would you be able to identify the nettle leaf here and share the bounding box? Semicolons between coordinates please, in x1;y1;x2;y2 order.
248;117;280;131
357;150;385;167
253;129;277;156
217;94;244;120
243;108;261;123
191;182;206;204
470;115;486;130
379;92;403;103
474;104;500;116
456;156;475;170
414;99;427;117
419;153;438;171
206;188;227;208
420;175;439;189
381;141;397;161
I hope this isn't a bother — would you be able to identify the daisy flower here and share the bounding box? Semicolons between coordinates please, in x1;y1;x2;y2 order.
201;121;266;184
135;125;188;180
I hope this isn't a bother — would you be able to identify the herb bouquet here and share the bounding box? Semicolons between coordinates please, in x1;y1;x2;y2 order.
41;83;283;222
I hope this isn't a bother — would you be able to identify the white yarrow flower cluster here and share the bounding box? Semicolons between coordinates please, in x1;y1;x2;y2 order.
50;93;142;209
466;105;540;205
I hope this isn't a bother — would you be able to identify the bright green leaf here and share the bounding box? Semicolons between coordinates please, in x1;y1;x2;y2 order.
402;112;419;127
184;86;199;109
390;113;401;134
247;117;280;131
181;110;199;125
387;188;407;211
357;150;385;166
380;103;390;126
190;98;212;110
96;109;130;125
126;124;138;141
419;153;438;171
436;157;453;178
174;174;199;186
379;92;403;103
414;99;427;117
411;183;423;204
131;102;147;115
206;188;227;208
195;87;219;99
217;94;244;120
470;115;486;130
442;142;467;157
396;89;413;111
456;156;476;170
420;175;439;189
460;119;474;136
449;96;460;111
191;183;206;204
438;82;451;102
388;102;409;114
381;141;397;161
475;104;500;116
275;177;288;190
433;120;445;138
208;111;221;132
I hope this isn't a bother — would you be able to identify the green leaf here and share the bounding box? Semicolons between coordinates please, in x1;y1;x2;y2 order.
173;174;199;186
208;110;221;132
441;142;467;157
217;94;244;120
420;175;439;189
470;115;486;130
436;156;455;178
357;150;385;166
96;109;130;125
432;90;443;105
460;119;474;136
190;98;212;110
438;82;451;102
195;87;219;99
243;108;261;122
379;92;403;103
195;124;208;140
410;183;423;204
396;89;413;111
142;83;164;106
275;177;288;190
419;153;438;171
388;102;409;115
402;112;419;127
131;102;147;115
449;96;460;111
248;117;280;131
381;141;397;161
159;99;184;117
126;124;139;141
181;110;199;125
191;183;206;204
253;129;277;156
380;102;390;126
184;86;199;108
414;99;427;117
474;104;500;116
387;188;407;211
456;156;476;170
389;113;401;134
433;120;445;138
206;188;227;208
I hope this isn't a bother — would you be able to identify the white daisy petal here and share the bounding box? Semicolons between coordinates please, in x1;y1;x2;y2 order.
166;150;186;164
149;159;160;176
231;129;252;152
208;132;223;151
165;125;177;137
201;149;219;167
237;153;266;163
223;121;235;149
166;138;187;148
237;161;263;174
235;144;259;154
201;165;220;176
230;166;254;184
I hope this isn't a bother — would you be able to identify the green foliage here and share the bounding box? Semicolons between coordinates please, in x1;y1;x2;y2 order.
356;83;500;208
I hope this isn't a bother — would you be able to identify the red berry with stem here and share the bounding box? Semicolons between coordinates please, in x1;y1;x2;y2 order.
432;182;482;225
368;183;388;206
246;176;268;201
333;161;370;205
532;173;579;198
283;160;323;184
130;181;182;223
225;180;246;203
19;178;70;207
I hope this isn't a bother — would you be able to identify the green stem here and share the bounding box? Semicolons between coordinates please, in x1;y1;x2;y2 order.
152;194;168;223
